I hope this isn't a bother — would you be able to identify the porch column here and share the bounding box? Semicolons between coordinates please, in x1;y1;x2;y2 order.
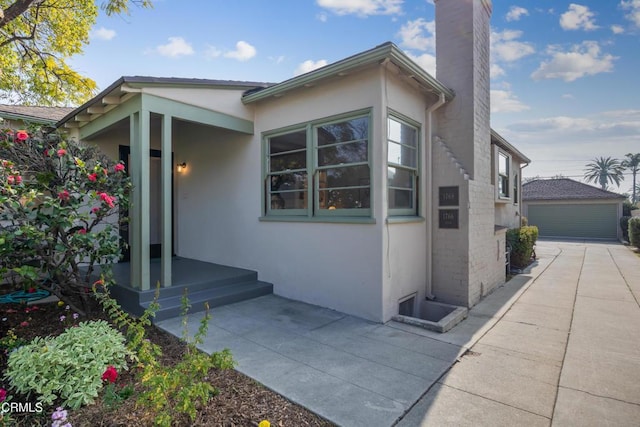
130;110;152;291
161;114;172;287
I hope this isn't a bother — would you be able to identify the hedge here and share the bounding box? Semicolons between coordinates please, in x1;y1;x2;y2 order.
629;217;640;250
507;225;539;268
620;216;631;242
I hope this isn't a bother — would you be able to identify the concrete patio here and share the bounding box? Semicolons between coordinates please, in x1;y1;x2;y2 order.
156;240;640;426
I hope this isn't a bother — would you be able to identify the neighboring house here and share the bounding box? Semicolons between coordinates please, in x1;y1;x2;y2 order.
52;0;528;322
523;178;625;240
0;104;74;128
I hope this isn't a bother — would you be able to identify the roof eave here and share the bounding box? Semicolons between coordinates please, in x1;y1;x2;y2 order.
491;129;531;163
242;42;454;104
0;111;58;125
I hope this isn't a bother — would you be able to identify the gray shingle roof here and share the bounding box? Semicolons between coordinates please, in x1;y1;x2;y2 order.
0;104;75;123
523;178;626;201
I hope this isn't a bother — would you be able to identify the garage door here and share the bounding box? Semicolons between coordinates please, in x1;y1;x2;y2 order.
527;204;618;239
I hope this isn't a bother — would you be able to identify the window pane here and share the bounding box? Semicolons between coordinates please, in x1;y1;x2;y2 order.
270;191;307;210
318;141;367;166
319;188;370;209
270;151;306;172
319;164;370;189
499;152;509;175
317;117;368;146
269;130;306;154
388;118;417;147
388;167;414;189
270;173;307;192
388;142;416;167
389;189;413;209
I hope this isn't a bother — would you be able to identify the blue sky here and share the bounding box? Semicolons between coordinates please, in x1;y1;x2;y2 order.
71;0;640;193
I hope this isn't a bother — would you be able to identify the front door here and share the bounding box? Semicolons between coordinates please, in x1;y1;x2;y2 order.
119;146;174;261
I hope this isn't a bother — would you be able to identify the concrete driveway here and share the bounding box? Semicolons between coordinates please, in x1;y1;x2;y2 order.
157;240;640;426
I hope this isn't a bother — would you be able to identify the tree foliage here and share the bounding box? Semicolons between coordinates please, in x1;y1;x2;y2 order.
584;156;625;191
622;153;640;205
0;126;131;314
0;0;152;106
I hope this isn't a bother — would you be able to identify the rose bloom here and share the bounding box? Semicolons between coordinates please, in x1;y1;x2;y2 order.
15;175;22;184
101;365;118;383
0;388;6;403
99;192;115;208
78;228;87;235
87;173;97;182
57;149;67;157
58;190;70;201
15;130;29;141
20;321;29;327
91;207;100;214
114;163;125;172
7;175;14;185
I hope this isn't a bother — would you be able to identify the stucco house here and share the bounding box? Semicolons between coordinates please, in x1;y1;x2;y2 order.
38;0;527;323
523;178;625;240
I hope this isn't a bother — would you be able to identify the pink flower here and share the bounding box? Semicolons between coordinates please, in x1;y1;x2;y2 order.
15;130;29;141
20;321;29;327
101;365;118;383
78;228;87;235
0;388;6;403
7;175;14;185
14;175;22;184
114;163;125;173
58;190;70;201
87;173;97;182
103;168;108;176
99;192;115;208
57;149;67;157
91;207;100;214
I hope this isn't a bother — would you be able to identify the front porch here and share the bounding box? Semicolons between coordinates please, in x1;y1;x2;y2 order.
105;257;273;322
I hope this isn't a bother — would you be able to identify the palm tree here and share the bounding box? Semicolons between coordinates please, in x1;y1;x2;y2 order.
584;156;625;190
622;153;640;205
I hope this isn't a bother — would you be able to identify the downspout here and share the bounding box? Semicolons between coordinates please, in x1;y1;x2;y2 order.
426;93;447;300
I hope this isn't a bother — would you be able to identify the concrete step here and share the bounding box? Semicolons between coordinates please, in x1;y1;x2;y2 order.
142;280;273;322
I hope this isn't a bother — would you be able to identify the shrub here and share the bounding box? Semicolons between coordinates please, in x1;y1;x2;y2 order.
0;127;131;314
620;216;631;242
507;225;539;268
5;320;130;409
629;217;640;249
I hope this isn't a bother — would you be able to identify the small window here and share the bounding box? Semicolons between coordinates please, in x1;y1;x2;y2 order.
388;115;419;215
497;151;510;199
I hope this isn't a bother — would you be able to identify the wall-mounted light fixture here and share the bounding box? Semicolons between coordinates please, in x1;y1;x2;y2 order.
177;162;187;172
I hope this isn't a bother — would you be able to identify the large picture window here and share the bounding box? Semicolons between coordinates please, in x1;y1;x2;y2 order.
387;115;419;215
264;110;371;219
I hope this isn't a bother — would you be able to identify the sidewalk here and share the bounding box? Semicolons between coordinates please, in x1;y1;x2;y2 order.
156;240;640;426
397;240;640;427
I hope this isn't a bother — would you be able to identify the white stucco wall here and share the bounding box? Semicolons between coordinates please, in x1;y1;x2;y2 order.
175;69;387;321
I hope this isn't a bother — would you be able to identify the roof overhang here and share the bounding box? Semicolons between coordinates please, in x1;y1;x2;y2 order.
491;129;531;164
0;111;57;125
242;42;454;104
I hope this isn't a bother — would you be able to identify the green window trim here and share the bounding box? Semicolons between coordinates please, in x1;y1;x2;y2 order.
387;113;420;217
263;108;373;220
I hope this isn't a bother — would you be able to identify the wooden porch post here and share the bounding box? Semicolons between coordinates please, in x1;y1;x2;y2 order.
130;110;152;291
161;114;172;287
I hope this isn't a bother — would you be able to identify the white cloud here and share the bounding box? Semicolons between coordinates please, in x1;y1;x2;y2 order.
491;29;535;62
562;93;574;99
204;45;222;59
156;37;194;58
398;18;435;51
294;59;328;76
506;6;529;22
224;41;257;61
317;0;402;16
491;89;529;113
317;12;328;22
269;55;286;64
621;0;640;27
560;4;599;31
490;63;506;79
92;27;116;41
611;24;625;34
405;52;436;76
531;41;616;82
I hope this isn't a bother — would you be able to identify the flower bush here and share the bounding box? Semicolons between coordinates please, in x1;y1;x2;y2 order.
5;320;130;409
0;127;131;314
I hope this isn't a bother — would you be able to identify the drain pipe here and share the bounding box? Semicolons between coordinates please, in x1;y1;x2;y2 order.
425;93;447;301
